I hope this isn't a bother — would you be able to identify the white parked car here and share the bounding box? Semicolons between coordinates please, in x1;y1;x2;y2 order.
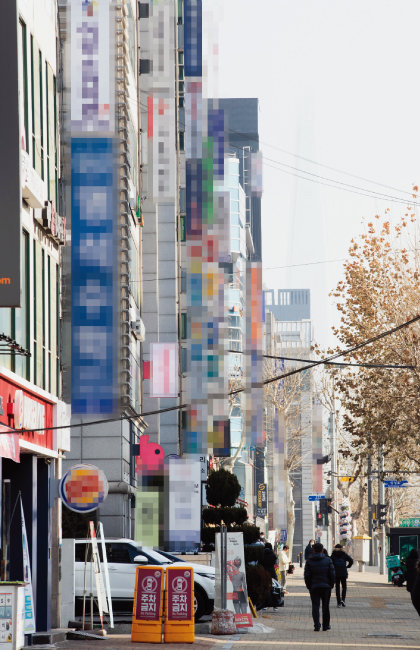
74;539;215;620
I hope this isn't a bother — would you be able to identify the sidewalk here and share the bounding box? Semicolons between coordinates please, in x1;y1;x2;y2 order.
50;567;419;649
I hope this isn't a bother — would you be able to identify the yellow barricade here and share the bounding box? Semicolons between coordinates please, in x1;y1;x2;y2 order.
164;566;195;643
131;565;164;643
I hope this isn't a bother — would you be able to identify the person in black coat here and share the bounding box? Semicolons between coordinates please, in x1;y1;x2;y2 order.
262;542;278;579
304;539;315;560
304;542;336;631
406;549;419;593
330;544;353;607
411;560;420;616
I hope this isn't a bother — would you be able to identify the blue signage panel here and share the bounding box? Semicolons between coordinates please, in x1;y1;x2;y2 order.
308;494;326;501
384;480;409;488
71;137;117;414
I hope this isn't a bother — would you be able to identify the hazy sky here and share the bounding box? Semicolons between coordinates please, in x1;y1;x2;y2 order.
204;0;420;347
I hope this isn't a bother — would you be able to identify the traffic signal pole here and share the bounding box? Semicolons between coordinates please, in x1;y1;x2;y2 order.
329;411;337;547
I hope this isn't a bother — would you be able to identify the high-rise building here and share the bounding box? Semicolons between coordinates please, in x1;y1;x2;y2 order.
59;0;145;538
0;0;70;630
211;98;262;262
265;289;318;555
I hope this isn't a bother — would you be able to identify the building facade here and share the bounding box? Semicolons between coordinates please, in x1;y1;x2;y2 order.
0;0;70;631
59;0;145;538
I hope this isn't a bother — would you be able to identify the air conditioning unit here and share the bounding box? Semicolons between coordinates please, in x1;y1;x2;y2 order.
131;318;145;342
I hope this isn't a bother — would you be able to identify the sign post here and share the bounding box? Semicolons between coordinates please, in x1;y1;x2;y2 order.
164;566;195;643
131;566;164;643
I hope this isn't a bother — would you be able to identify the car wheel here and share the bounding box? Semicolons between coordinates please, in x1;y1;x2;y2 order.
194;584;207;621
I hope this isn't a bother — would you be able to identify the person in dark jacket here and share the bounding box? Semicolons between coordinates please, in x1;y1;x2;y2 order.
330;544;353;607
262;542;278;579
304;542;335;631
304;539;315;560
411;559;420;616
406;549;419;593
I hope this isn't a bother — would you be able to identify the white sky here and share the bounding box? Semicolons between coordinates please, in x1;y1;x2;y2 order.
204;0;420;348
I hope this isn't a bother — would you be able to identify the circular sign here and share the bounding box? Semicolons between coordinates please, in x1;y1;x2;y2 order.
172;576;187;593
142;576;158;593
59;464;108;513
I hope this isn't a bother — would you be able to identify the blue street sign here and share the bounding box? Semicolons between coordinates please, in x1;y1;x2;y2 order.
384;480;409;488
308;494;326;501
280;529;287;542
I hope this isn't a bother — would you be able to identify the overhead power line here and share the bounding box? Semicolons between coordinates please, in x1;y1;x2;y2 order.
2;315;417;436
227;350;414;370
229;314;420;395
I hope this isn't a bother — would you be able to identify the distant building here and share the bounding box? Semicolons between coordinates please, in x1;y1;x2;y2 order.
265;289;322;555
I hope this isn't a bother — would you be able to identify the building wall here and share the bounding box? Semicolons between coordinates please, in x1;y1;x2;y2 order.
0;0;70;631
59;0;143;538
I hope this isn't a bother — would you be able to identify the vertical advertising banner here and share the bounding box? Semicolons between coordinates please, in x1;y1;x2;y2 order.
20;500;35;634
168;458;201;551
216;532;252;628
256;483;267;519
0;0;21;307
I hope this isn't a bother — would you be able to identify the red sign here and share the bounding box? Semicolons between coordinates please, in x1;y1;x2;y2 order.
0;427;20;462
167;567;193;621
0;374;54;451
135;568;163;621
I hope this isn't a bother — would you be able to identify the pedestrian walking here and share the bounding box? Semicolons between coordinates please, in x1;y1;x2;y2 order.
304;541;335;631
330;543;353;607
304;539;315;560
410;560;420;616
278;544;290;593
406;549;419;593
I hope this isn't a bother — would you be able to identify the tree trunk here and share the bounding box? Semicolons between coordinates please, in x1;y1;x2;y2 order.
285;474;296;560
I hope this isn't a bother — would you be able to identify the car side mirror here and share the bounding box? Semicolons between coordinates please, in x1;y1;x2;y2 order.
133;554;148;564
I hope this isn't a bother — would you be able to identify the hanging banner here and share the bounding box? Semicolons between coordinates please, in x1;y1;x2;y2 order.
20;499;35;634
216;531;252;628
0;428;20;463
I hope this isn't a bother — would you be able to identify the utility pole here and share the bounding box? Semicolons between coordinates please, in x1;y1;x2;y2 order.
329;411;337;547
378;446;386;575
367;455;373;566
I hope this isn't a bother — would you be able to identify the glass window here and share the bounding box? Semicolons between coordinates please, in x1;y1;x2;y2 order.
56;263;60;397
41;247;45;389
180;313;187;339
39;49;44;179
19;20;29;153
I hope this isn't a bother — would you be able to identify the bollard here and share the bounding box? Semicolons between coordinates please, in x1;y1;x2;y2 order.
299;552;303;568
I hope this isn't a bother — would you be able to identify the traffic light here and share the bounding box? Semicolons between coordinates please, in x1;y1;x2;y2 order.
319;499;328;515
326;498;332;514
378;503;387;526
316;511;323;524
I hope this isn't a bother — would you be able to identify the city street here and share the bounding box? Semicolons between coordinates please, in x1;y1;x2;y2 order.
43;566;419;650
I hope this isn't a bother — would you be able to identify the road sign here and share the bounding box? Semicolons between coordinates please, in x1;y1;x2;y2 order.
384;480;409;488
340;477;355;483
308;494;326;501
399;517;420;528
280;529;287;542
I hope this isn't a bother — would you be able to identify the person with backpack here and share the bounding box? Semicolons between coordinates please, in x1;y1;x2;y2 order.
330;544;353;607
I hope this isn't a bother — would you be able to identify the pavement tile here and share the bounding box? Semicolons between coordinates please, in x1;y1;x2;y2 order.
53;566;420;649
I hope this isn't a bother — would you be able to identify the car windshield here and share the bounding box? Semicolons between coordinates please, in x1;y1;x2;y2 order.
139;547;173;565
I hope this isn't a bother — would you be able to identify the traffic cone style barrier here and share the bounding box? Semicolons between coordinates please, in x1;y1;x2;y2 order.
131;566;164;643
164;566;195;643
